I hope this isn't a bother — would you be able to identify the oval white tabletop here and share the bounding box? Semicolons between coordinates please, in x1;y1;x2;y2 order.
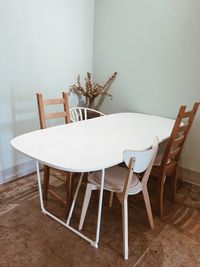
11;112;175;173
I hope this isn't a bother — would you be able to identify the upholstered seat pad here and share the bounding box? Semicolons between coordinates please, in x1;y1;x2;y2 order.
88;166;142;194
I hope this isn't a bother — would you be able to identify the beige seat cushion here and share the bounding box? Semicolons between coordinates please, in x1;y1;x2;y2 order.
88;166;142;194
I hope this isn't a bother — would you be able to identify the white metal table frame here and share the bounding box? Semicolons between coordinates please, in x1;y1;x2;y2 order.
36;162;104;248
11;112;175;249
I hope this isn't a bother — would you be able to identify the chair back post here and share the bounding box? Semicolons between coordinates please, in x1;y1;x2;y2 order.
122;158;135;199
160;102;200;171
36;93;46;129
141;150;158;188
140;142;159;187
62;92;71;124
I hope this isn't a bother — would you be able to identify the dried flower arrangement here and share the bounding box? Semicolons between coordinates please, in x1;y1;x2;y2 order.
69;72;117;109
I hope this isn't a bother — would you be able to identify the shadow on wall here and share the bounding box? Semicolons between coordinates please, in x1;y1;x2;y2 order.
11;87;39;166
0;87;39;171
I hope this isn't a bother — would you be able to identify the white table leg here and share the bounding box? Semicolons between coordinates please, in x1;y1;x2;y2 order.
66;172;84;226
36;161;105;248
36;161;46;214
94;168;105;248
36;161;69;226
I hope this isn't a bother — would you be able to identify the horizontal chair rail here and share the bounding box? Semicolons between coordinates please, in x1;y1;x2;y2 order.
173;136;185;147
169;147;181;159
182;111;193;118
43;98;66;105
45;111;68;120
178;123;190;133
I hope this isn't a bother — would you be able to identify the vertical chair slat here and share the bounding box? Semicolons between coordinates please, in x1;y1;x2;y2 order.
79;108;83;120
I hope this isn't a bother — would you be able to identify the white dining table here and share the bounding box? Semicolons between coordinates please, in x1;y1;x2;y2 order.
11;112;175;248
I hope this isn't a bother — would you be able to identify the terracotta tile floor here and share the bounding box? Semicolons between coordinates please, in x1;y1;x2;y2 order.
0;173;200;267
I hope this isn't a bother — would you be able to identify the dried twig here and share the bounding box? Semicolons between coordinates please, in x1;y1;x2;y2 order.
70;72;117;108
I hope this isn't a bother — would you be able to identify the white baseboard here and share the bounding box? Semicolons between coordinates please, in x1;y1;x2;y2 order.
0;160;36;185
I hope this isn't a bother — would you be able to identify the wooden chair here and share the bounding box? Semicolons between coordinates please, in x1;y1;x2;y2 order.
151;102;200;217
78;138;159;260
36;92;73;215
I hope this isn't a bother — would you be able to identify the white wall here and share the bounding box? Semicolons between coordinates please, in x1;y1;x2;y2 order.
93;0;200;172
0;0;95;181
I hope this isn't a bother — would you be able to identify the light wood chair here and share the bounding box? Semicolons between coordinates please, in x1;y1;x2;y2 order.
78;138;159;260
69;107;104;122
36;92;73;215
151;102;200;217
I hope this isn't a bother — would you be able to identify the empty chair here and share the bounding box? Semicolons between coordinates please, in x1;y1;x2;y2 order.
36;92;73;215
79;138;159;260
69;107;104;122
69;107;115;206
151;102;200;217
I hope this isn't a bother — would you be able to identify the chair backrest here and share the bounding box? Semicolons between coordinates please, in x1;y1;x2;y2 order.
160;102;199;171
69;107;104;122
123;138;159;197
36;92;70;129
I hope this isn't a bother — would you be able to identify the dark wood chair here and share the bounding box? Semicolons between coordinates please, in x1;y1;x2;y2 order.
36;92;73;215
151;102;199;217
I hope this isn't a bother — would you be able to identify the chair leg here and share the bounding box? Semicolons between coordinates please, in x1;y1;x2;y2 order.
43;165;50;200
122;199;128;260
156;176;165;218
79;183;97;230
142;187;154;229
109;192;114;207
171;167;178;203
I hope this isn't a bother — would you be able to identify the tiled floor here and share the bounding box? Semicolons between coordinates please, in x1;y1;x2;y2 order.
0;173;200;267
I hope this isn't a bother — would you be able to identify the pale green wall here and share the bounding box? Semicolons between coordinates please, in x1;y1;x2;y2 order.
1;0;200;180
93;0;200;172
0;0;95;175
